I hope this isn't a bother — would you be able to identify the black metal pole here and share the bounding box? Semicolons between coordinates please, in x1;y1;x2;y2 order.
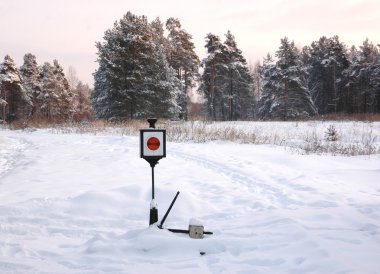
147;118;159;226
158;191;180;229
149;165;158;225
151;166;155;199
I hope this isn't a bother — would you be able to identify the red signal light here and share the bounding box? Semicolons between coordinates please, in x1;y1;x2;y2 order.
147;137;160;151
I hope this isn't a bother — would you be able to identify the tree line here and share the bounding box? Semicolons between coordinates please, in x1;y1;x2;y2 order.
0;54;92;123
92;12;255;121
2;11;379;124
258;36;380;120
93;11;380;121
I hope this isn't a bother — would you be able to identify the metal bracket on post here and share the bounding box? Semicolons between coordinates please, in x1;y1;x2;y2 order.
147;118;157;129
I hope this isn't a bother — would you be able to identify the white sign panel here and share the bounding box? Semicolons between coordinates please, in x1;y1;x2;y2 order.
142;131;164;157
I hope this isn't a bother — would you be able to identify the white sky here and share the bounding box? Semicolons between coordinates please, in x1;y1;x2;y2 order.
1;0;379;86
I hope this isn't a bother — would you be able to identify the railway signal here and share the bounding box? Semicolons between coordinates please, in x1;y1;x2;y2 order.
139;118;213;239
140;118;166;225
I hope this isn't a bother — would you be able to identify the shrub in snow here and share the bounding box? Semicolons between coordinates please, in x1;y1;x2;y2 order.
325;124;339;142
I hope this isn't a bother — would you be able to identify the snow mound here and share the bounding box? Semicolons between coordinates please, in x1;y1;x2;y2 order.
84;226;224;259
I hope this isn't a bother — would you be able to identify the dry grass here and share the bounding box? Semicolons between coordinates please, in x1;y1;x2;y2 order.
4;118;379;156
165;121;257;143
314;113;380;122
165;121;379;156
299;130;378;156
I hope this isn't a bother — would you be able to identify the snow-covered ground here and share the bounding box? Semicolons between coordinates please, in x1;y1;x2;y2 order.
0;125;380;273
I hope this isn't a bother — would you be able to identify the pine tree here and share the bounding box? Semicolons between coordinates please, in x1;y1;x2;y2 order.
93;12;154;120
250;60;263;108
199;31;255;121
0;55;30;122
92;61;112;119
143;39;182;118
308;36;349;114
340;46;358;113
38;60;72;121
370;49;380;112
222;31;254;120
342;39;380;113
40;62;58;119
20;53;42;118
148;18;182;118
199;33;226;120
258;38;317;120
92;11;181;120
72;81;93;121
52;60;72;119
151;17;168;52
257;54;275;119
166;18;199;120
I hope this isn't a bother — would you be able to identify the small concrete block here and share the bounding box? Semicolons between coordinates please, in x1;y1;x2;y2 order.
189;225;204;239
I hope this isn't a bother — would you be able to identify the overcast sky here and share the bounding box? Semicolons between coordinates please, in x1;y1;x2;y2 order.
1;0;379;86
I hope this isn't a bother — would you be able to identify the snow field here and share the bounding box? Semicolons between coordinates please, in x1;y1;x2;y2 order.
0;125;380;273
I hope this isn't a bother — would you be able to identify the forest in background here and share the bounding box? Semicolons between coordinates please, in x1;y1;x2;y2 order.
0;54;92;124
1;11;379;125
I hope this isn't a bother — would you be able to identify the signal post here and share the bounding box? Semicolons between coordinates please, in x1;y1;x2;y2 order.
140;118;166;225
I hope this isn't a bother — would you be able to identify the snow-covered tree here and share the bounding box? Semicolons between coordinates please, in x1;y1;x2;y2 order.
199;31;254;120
20;53;42;117
146;44;182;118
308;36;349;114
2;54;88;123
370;53;380;113
249;60;263;105
72;81;93;121
257;54;275;119
199;33;226;120
40;62;57;119
92;61;112;119
258;38;317;120
151;17;168;51
38;60;72;121
52;60;72;119
222;31;254;120
166;17;199;120
0;55;30;122
342;39;380;113
92;11;181;120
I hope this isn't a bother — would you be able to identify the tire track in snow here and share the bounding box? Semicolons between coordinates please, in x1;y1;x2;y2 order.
171;151;305;209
